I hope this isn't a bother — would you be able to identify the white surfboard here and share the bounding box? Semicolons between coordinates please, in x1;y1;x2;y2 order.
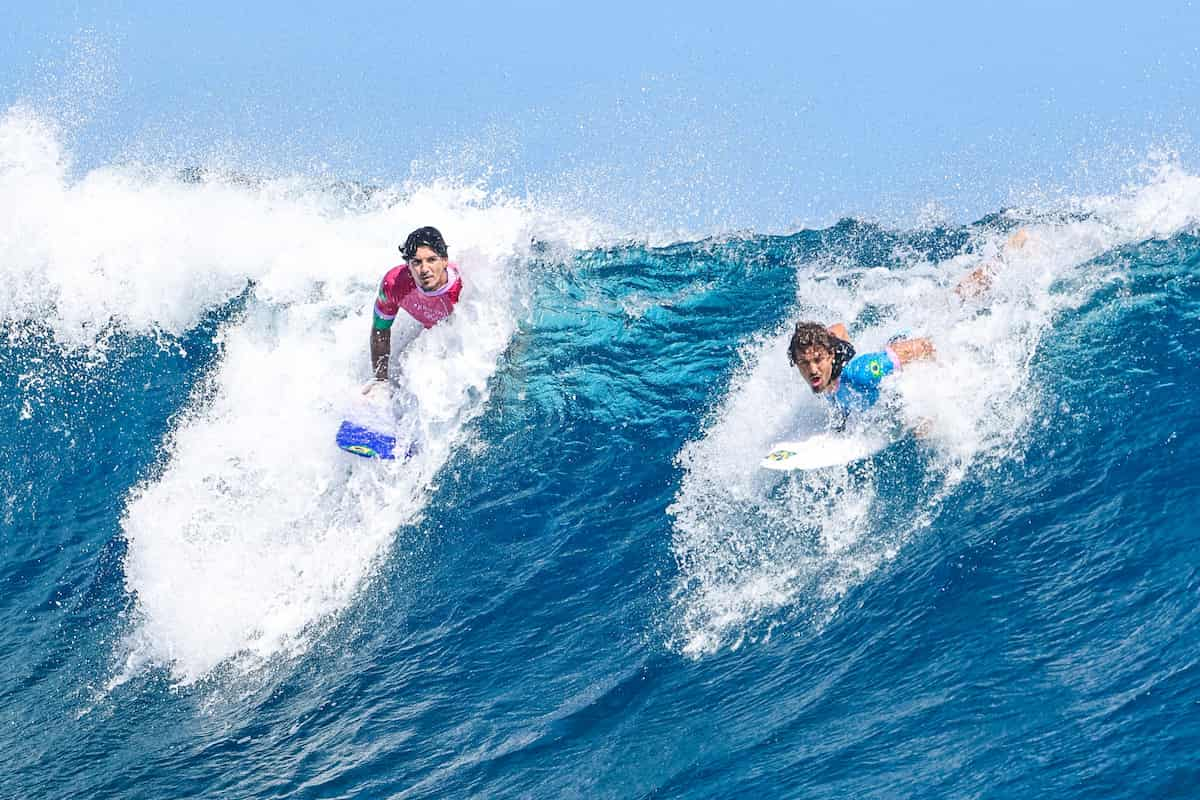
761;431;888;471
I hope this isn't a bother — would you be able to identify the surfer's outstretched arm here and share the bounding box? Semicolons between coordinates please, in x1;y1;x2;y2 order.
370;327;391;383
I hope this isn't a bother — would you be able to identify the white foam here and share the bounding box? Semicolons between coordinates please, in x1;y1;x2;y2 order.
669;157;1200;656
0;105;608;685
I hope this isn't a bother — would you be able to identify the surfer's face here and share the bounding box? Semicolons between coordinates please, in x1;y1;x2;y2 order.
794;345;835;393
407;246;449;291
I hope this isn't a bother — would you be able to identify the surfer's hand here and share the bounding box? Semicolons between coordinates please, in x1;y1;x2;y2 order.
891;337;935;364
362;380;391;397
955;266;993;299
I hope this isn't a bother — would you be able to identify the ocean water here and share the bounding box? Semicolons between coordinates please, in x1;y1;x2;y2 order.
2;105;1200;798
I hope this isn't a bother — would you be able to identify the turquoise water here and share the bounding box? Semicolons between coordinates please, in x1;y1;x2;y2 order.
2;109;1200;797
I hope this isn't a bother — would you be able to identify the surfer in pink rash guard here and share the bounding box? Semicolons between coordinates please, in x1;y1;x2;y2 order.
367;226;463;387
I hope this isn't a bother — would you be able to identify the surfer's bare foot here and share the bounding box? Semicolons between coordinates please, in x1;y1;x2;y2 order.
955;228;1031;300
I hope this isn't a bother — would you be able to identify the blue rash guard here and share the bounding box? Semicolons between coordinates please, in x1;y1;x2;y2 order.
828;348;901;421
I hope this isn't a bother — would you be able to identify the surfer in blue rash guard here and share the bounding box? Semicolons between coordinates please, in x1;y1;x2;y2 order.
788;322;935;428
788;229;1031;429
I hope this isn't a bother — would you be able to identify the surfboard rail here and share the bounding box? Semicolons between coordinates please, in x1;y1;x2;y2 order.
761;432;887;471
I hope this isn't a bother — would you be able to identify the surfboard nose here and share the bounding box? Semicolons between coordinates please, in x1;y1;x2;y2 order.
336;420;398;460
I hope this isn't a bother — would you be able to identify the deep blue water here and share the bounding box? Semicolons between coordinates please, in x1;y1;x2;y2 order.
2;157;1200;799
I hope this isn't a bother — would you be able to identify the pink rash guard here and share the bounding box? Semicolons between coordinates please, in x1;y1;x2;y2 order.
372;263;462;330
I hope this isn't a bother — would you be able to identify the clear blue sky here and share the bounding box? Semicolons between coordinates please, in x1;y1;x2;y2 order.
5;1;1199;232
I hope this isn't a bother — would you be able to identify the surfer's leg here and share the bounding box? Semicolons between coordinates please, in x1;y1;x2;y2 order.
955;228;1031;300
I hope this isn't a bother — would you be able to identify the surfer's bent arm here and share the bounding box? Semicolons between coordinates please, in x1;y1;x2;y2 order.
890;337;935;365
826;323;933;367
839;336;934;393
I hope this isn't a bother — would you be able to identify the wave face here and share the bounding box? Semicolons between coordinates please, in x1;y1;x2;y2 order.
3;107;1200;798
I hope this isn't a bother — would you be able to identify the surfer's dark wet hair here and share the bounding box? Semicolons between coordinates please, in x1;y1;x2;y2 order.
401;226;448;259
788;321;856;380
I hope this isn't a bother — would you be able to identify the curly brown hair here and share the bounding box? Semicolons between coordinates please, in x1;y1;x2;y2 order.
787;321;841;366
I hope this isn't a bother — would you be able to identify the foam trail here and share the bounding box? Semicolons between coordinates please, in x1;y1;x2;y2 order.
669;161;1200;656
0;105;595;684
113;202;540;684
